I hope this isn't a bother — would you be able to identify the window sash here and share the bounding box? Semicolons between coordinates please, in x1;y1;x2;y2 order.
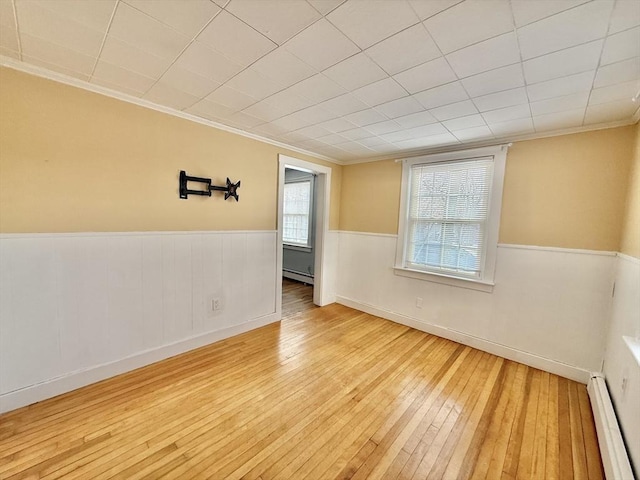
403;157;494;279
283;181;312;246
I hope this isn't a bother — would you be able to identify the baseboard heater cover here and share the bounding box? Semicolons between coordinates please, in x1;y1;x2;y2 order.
587;373;635;480
283;270;314;285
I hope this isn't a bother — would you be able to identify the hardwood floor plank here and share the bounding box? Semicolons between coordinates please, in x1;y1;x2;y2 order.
0;280;603;480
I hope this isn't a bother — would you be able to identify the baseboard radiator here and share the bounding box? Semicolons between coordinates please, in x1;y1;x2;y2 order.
587;374;635;479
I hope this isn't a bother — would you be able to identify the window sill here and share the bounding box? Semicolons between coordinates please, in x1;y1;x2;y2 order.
284;243;312;253
393;267;494;293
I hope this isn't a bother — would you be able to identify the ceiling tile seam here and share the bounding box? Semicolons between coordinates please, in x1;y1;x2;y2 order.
89;0;120;79
305;0;346;16
407;0;461;23
136;5;228;101
503;0;534;130
10;0;22;61
582;1;617;125
513;0;593;29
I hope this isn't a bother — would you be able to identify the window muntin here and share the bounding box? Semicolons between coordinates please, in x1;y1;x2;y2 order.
283;180;312;246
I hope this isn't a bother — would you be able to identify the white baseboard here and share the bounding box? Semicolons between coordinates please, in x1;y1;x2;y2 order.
336;296;591;384
0;312;280;414
588;374;635;480
283;270;314;285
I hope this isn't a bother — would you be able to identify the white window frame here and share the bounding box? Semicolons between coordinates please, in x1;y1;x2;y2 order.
283;179;313;248
394;145;508;292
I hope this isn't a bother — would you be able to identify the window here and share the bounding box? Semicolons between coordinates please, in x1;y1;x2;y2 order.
283;180;312;246
395;146;507;288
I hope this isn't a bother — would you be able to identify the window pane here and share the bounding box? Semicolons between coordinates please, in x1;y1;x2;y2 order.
406;158;493;277
283;181;311;245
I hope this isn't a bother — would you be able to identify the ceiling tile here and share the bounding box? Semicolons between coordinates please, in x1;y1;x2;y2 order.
124;0;220;37
90;76;142;95
594;57;640;88
284;18;359;71
270;112;315;131
226;0;321;45
252;47;316;88
307;0;346;15
429;99;478;121
108;3;191;59
413;81;468;109
473;87;528;112
522;40;603;84
408;0;462;21
318;93;370;116
212;0;228;6
488;116;534;136
589;80;640;105
352;77;408;106
601;27;640;66
365;24;440;75
452;125;494;141
356;136;392;148
460;64;524;98
393;57;457;94
285;74;347;103
197;10;276;67
533;108;585;131
24;54;90;81
226;111;264;129
344;109;388;127
144;82;200;110
527;71;595;101
380;130;414;143
0;25;18;53
205;84;257;110
423;0;513;54
243;89;313;121
293;103;337;124
322;53;388;90
160;65;220;98
340;127;377;141
187;99;237;120
100;35;173;79
224;67;285;100
174;41;244;84
481;103;531;124
0;46;20;59
24;0;115;31
20;32;95;76
443;114;486;131
446;32;520;78
16;0;105;57
517;1;613;60
405;123;450;138
363;120;403;135
317;133;349;145
327;0;419;49
584;99;639;124
394;132;458;149
317;117;358;133
92;60;156;94
530;92;590;116
375;96;424;118
291;125;332;139
609;0;640;34
510;0;589;27
394;110;438;128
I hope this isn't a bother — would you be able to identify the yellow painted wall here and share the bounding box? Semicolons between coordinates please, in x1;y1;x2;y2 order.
0;67;342;233
339;126;636;252
620;123;640;258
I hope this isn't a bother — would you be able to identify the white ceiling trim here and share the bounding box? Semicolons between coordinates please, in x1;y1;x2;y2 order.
0;55;345;166
1;55;638;167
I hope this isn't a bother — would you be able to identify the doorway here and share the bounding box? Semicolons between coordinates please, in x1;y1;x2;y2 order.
276;154;332;316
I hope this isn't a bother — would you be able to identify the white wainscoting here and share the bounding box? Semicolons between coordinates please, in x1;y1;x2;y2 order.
0;231;278;413
336;231;616;383
602;253;640;474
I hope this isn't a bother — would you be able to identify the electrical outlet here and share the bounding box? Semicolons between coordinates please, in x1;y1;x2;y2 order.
212;298;221;311
416;297;423;308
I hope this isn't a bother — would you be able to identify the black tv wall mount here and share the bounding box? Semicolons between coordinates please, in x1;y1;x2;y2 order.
179;170;241;202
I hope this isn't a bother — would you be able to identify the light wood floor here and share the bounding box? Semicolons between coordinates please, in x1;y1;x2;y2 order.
0;279;603;479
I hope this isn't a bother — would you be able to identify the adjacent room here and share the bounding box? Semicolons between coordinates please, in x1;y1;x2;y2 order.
0;0;639;478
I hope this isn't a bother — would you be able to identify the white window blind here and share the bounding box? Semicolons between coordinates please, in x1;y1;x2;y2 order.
405;157;494;278
283;181;311;246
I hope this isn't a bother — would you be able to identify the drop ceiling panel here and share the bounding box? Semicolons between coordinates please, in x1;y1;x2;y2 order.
5;0;638;163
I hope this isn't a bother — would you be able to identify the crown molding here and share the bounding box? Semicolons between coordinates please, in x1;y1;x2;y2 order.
0;56;345;166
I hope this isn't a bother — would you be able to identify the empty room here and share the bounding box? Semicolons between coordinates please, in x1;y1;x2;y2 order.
1;0;639;479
